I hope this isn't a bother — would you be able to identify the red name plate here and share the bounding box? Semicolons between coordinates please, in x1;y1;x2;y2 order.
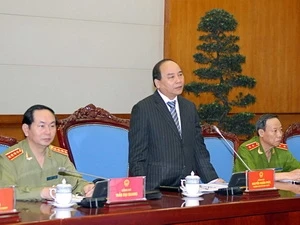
246;169;275;191
0;187;15;213
107;176;146;204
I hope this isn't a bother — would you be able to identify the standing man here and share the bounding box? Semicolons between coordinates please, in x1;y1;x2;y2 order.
234;114;300;181
129;59;223;191
0;104;94;201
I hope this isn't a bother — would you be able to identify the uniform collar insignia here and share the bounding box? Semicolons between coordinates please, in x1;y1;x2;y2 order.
25;151;32;160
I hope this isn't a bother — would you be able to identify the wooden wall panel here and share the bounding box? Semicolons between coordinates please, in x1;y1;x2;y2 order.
164;0;300;113
0;114;130;147
0;113;299;147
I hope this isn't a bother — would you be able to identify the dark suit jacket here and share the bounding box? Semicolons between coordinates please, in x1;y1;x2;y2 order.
129;91;218;191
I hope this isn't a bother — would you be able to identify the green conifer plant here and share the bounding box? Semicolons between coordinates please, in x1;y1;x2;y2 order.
185;9;256;136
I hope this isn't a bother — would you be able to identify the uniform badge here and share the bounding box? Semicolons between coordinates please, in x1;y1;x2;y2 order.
47;175;58;181
277;143;288;151
49;145;68;156
246;142;259;151
25;151;33;160
5;148;24;161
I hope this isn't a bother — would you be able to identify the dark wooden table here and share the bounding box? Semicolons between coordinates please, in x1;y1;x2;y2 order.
9;182;300;225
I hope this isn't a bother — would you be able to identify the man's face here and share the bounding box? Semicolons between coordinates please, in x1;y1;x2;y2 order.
259;118;283;149
23;109;57;149
154;60;184;99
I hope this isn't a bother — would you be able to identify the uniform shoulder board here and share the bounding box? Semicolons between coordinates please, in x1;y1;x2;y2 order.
277;143;288;151
49;145;69;156
246;142;260;151
5;148;24;161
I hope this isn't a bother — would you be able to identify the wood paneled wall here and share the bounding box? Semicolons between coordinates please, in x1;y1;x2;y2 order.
0;114;130;147
164;0;300;114
1;113;300;147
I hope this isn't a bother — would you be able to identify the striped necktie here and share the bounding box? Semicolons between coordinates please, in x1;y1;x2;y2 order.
167;100;181;136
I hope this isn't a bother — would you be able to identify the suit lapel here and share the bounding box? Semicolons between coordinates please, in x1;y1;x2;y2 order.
178;96;189;139
153;91;182;139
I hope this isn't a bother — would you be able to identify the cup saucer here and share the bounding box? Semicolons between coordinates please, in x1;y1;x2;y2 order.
182;196;204;201
181;191;203;198
52;202;76;208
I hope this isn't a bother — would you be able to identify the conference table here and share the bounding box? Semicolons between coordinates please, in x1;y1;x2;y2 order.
5;182;300;225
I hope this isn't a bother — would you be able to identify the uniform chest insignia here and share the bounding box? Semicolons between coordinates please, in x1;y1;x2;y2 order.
5;148;24;160
49;145;68;156
246;142;260;151
277;143;288;151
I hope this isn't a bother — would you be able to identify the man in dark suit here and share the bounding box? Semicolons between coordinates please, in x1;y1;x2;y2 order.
129;59;223;191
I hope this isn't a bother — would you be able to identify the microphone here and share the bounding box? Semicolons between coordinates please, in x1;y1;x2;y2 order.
58;167;107;181
58;167;108;208
212;125;251;171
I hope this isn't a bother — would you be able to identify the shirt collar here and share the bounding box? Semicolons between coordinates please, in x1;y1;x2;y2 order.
157;89;178;104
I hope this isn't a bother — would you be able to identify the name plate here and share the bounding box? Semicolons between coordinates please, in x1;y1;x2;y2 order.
107;176;146;204
246;169;275;191
0;187;15;213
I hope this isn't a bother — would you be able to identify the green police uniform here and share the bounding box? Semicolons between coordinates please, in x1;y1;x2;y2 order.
233;136;300;173
0;139;90;201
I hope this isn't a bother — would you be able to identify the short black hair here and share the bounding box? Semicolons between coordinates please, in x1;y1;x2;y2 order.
152;59;175;87
22;104;57;127
255;114;278;135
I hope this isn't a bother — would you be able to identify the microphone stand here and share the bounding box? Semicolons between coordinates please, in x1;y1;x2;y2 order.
212;125;251;171
58;167;107;181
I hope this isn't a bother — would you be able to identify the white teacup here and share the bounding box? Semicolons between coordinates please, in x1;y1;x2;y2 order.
181;183;200;195
49;179;72;205
181;171;200;195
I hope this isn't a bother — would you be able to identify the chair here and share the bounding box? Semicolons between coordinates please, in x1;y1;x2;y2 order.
283;122;300;161
201;125;240;182
0;135;18;153
56;104;130;181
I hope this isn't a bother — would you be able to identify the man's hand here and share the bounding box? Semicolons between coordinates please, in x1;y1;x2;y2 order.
275;169;300;181
209;178;226;184
83;183;95;197
215;178;226;183
287;169;300;180
40;187;53;200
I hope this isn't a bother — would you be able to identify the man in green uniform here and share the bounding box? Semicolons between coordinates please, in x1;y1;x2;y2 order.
0;104;94;201
233;114;300;181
